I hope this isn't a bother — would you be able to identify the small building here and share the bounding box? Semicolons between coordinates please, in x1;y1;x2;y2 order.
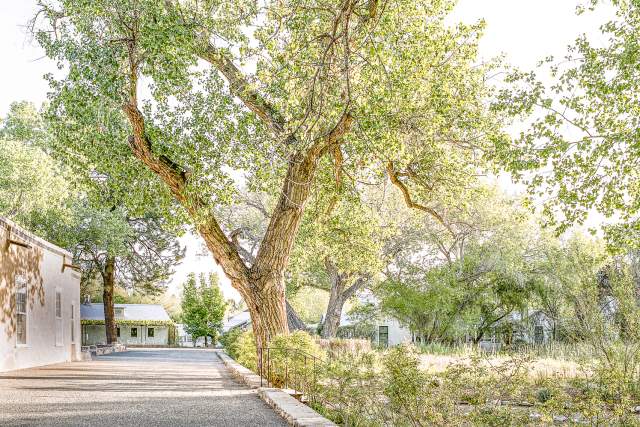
0;217;81;372
80;302;173;346
373;317;412;347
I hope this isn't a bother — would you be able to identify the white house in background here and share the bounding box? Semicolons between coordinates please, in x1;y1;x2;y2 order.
80;302;172;346
0;217;81;372
222;310;252;333
373;317;412;347
336;309;413;348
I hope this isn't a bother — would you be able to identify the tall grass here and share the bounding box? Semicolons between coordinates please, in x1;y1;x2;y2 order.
416;341;598;362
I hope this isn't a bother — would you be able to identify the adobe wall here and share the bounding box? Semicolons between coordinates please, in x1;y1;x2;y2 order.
0;217;81;372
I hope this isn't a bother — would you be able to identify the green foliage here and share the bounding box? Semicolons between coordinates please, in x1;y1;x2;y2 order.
494;1;640;245
0;101;183;298
180;273;227;345
266;331;324;388
314;351;382;426
0;136;74;240
220;328;244;360
289;195;383;294
287;287;329;324
235;330;257;372
379;187;543;343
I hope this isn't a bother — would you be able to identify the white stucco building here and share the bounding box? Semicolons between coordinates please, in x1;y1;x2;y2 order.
373;317;413;347
80;303;173;346
0;217;81;372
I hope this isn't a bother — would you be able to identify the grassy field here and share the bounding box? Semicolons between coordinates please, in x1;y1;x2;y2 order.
419;353;583;379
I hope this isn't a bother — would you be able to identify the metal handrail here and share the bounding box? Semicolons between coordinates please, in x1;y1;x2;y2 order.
257;346;325;403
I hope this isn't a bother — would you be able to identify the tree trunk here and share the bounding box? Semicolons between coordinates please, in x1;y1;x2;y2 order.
321;282;344;339
243;277;288;350
320;260;369;339
102;255;117;345
205;336;208;347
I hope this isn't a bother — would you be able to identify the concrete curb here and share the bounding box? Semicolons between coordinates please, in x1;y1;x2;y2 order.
216;351;336;427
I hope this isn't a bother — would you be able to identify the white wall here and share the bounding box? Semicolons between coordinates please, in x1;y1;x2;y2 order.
375;317;412;347
0;219;81;372
82;324;169;346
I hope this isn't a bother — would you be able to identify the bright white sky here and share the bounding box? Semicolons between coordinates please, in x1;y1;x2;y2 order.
0;1;614;300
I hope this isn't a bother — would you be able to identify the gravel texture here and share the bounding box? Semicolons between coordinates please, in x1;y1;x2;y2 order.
0;348;288;427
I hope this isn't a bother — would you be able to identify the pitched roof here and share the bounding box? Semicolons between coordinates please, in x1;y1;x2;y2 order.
80;303;171;322
223;311;251;332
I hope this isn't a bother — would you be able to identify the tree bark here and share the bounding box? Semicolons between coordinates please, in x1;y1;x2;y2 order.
321;286;344;339
320;259;368;339
242;276;288;350
102;255;118;345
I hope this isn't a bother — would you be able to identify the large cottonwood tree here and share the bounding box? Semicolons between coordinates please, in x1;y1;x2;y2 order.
35;0;506;347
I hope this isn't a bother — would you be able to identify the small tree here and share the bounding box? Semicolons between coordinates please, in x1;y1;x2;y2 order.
181;273;226;346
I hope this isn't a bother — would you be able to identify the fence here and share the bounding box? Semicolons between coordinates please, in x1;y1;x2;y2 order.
257;346;325;403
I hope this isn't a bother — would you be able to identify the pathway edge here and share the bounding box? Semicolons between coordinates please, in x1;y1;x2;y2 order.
215;350;337;427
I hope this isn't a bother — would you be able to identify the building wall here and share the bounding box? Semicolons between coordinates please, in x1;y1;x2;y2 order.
0;218;81;372
82;324;169;346
375;317;412;347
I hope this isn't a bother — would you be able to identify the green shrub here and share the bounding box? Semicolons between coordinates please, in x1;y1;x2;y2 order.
235;330;257;371
219;328;243;359
315;350;383;426
383;345;458;426
266;331;324;390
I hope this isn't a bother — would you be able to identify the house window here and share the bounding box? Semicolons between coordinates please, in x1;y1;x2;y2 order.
148;328;154;338
55;291;62;318
55;289;63;346
116;327;121;338
131;327;138;337
71;303;75;343
378;325;389;348
15;276;27;345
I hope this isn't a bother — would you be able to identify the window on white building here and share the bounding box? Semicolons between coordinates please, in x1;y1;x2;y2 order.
70;303;75;343
55;289;63;346
148;328;154;338
131;327;138;338
55;292;62;318
15;276;27;346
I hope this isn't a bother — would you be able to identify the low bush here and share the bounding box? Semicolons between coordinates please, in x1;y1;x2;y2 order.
235;330;257;371
266;331;323;390
219;328;243;359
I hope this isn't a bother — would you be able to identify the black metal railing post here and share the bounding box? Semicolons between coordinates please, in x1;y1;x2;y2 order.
259;346;263;387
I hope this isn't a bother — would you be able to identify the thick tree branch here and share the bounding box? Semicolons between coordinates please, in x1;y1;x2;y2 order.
386;161;455;235
252;112;354;279
343;275;369;299
122;102;249;286
199;42;287;138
